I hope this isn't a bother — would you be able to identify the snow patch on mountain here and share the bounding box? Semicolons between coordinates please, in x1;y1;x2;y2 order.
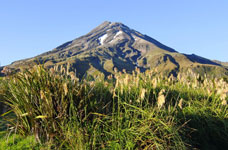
99;34;108;45
114;31;123;39
109;31;124;43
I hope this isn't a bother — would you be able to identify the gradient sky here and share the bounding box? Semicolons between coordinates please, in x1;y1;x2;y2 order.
0;0;228;66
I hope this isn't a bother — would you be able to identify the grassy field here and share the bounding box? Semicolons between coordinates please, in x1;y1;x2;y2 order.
0;65;228;149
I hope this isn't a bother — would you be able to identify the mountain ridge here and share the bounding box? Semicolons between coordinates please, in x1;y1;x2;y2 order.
1;21;228;78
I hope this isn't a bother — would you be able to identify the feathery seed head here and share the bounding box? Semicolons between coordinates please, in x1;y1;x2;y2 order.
220;91;227;100
159;89;165;96
222;99;227;106
63;83;68;96
124;74;129;85
152;78;157;89
40;90;45;99
178;98;183;109
158;93;165;109
157;89;166;108
140;88;146;100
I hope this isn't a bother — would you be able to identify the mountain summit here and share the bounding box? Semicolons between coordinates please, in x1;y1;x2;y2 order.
4;21;228;78
45;21;176;54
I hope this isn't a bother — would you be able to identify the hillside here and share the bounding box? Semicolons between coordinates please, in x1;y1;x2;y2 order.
213;60;228;67
2;21;228;78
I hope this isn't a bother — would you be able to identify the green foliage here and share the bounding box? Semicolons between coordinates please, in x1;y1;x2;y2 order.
0;134;40;150
0;66;228;149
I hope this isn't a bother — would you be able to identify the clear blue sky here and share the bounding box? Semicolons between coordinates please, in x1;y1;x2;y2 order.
1;0;228;66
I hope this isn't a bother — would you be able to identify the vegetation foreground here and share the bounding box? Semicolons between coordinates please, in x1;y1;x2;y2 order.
0;65;228;149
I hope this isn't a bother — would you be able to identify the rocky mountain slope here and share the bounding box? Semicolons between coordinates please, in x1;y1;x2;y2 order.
2;21;228;78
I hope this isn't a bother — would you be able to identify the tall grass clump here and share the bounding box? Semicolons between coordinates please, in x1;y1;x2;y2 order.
1;66;228;149
2;65;92;147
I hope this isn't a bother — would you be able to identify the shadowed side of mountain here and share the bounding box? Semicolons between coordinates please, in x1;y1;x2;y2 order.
184;54;221;66
0;67;4;76
212;60;228;67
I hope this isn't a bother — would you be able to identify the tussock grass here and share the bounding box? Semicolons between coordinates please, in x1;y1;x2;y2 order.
0;66;228;149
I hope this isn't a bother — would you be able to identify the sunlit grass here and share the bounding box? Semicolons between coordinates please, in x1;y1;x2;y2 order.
0;65;228;149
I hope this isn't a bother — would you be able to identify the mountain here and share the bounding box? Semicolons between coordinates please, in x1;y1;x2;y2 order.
222;62;228;68
2;21;228;78
213;60;228;67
